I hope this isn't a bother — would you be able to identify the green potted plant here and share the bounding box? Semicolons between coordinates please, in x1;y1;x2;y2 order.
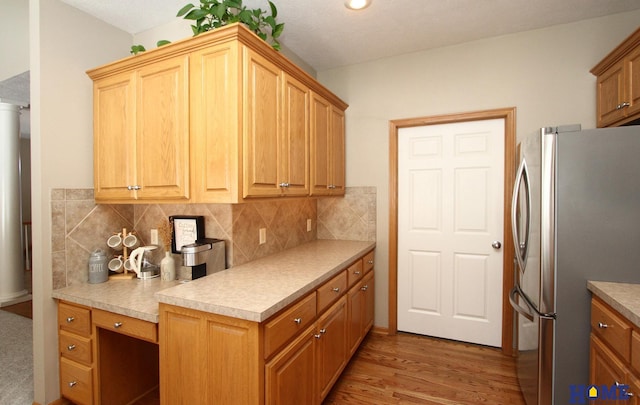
178;0;284;50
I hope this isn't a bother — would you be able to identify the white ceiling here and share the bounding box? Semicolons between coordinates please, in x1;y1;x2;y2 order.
53;0;640;71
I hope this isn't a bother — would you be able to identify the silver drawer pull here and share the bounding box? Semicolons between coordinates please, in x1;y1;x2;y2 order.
68;381;78;388
66;316;75;323
353;271;361;275
368;260;373;264
67;344;76;351
598;322;609;329
332;287;340;293
361;285;369;291
293;318;302;324
320;328;327;334
314;333;322;339
114;322;123;328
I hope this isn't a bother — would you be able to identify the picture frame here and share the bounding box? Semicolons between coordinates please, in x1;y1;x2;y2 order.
170;215;205;253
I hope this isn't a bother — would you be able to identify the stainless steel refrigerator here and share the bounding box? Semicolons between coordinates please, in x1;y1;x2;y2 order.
509;125;640;405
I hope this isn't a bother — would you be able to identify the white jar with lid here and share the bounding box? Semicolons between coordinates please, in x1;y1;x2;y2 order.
88;249;109;283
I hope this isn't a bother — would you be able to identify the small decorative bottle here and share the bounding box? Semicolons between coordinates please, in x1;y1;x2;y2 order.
161;251;175;281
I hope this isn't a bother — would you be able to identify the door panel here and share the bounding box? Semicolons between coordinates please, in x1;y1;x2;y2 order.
398;119;504;347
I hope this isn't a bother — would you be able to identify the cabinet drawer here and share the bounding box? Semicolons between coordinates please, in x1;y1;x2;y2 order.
92;309;158;343
59;329;92;365
60;357;93;405
58;302;91;337
591;299;631;359
363;250;374;274
318;271;347;313
632;330;640;374
264;293;317;359
346;260;363;289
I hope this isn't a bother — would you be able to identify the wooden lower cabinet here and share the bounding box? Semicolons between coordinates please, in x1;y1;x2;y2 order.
316;297;348;402
160;250;375;405
57;301;160;405
265;325;316;405
590;297;640;403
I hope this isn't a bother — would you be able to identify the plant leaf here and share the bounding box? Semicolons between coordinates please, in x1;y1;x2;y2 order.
212;3;226;19
264;15;276;30
269;1;277;19
238;9;253;25
157;40;171;47
225;0;243;10
130;45;146;55
177;3;195;17
272;23;284;39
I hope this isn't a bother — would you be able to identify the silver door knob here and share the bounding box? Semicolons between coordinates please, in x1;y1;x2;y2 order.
492;241;502;249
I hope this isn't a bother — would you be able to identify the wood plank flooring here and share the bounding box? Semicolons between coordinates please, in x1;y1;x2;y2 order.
0;299;32;319
324;331;525;405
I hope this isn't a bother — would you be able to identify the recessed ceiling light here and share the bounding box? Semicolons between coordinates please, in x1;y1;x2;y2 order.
345;0;372;10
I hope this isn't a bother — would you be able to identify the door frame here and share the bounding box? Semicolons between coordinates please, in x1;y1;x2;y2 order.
388;107;517;355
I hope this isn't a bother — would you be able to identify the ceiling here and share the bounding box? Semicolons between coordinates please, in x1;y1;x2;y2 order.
59;0;640;71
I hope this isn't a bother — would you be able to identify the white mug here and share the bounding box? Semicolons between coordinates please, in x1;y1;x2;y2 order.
124;257;136;272
123;233;139;249
107;233;123;251
108;256;123;272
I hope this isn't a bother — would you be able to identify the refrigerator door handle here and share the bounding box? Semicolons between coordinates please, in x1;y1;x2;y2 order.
509;285;534;322
511;158;531;273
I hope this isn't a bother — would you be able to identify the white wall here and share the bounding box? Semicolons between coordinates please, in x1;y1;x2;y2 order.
317;11;640;329
30;0;130;402
1;0;29;81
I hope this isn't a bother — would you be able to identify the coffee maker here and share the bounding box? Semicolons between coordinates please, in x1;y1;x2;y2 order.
181;238;225;279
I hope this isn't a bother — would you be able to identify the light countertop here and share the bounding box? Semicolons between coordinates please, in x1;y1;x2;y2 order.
53;239;375;324
587;281;640;328
52;277;181;323
155;239;375;322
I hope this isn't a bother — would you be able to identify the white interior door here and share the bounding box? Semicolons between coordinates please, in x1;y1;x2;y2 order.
397;119;504;347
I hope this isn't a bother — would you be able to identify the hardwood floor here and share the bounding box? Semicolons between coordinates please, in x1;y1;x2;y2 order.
0;299;32;319
324;331;525;405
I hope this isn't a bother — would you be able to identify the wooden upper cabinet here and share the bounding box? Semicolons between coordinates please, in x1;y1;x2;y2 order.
282;73;310;196
591;27;640;127
88;23;346;203
135;57;190;200
91;55;190;202
310;93;345;196
243;48;283;198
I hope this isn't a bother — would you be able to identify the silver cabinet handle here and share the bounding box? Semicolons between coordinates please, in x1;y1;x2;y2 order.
68;381;77;388
67;344;76;351
328;184;336;189
353;271;361;275
279;182;290;188
367;260;373;265
127;185;141;191
332;287;340;293
361;285;369;291
314;333;322;339
616;102;631;110
114;322;123;328
598;322;609;329
319;328;327;334
66;316;75;323
293;318;302;324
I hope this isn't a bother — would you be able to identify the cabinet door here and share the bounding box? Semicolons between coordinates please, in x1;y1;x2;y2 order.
597;59;627;128
310;93;331;196
265;325;316;405
316;296;348;402
346;283;364;358
362;270;375;334
93;72;136;201
135;55;190;200
282;73;310;196
329;105;345;195
243;48;282;197
590;334;627;404
626;46;640;120
190;42;241;203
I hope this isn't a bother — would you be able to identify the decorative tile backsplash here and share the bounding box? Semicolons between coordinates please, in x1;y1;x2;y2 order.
51;187;376;289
